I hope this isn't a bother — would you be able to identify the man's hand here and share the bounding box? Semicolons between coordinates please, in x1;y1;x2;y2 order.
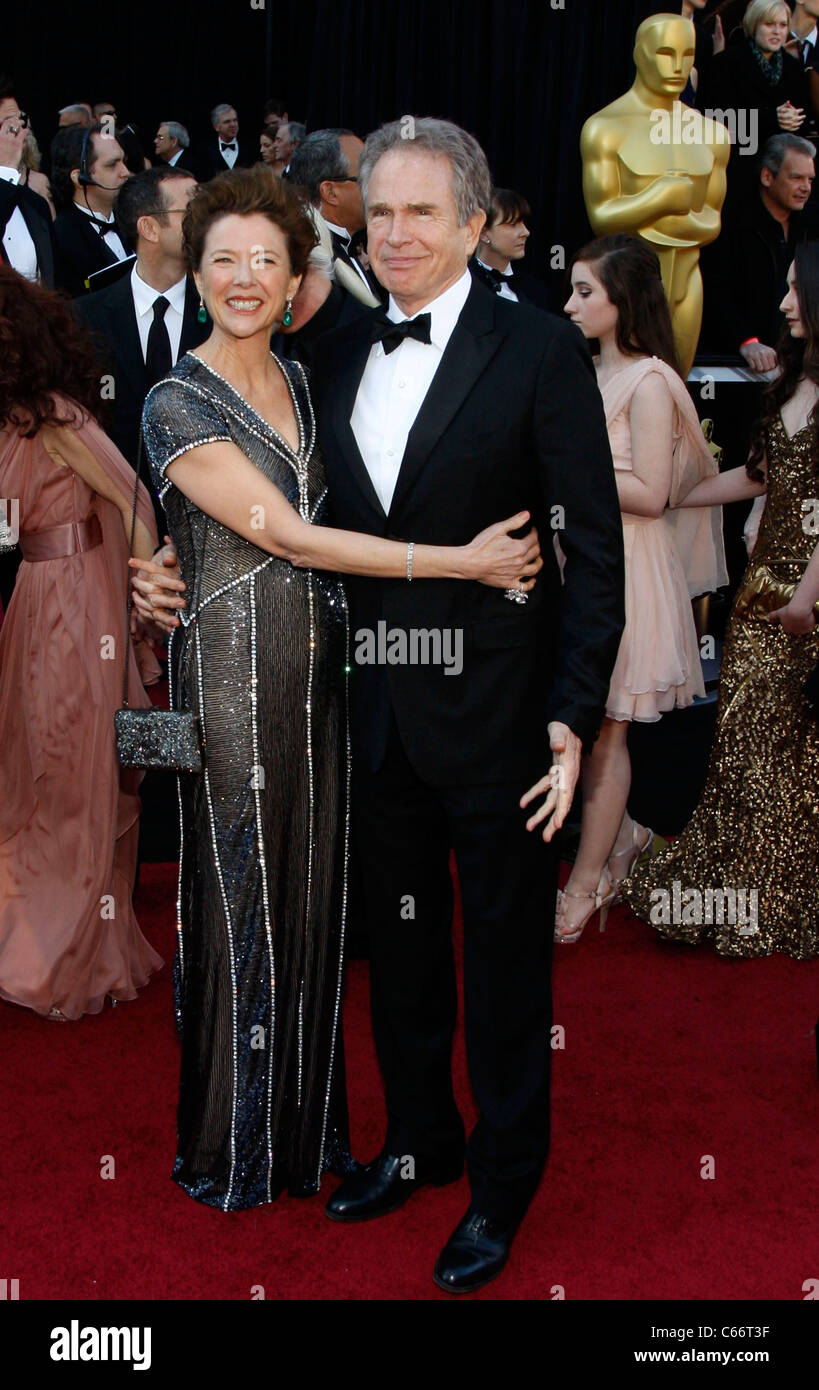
128;535;186;634
767;599;817;634
740;341;778;374
520;721;582;843
0;114;26;170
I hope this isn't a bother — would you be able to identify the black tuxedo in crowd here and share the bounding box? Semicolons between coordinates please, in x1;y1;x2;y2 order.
329;227;386;304
469;255;552;311
700;189;819;356
193;138;253;181
76;273;209;533
53;202;130;298
0;179;55;287
311;280;624;1222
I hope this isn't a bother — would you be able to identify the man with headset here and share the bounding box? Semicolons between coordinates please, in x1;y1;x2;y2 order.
51;122;131;296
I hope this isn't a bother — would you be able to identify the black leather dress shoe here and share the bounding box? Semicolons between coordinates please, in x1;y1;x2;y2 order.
433;1209;518;1293
325;1150;463;1223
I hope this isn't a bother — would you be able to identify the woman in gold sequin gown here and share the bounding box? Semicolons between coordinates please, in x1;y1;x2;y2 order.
624;250;819;959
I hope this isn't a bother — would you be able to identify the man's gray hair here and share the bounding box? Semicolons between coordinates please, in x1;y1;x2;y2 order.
286;128;354;204
285;122;307;147
162;120;190;149
761;132;816;176
210;103;236;126
359;117;492;226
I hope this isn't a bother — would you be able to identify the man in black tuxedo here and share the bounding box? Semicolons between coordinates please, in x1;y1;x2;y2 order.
76;165;207;535
51;123;131;296
314;118;624;1292
0;98;54;287
195;104;252;181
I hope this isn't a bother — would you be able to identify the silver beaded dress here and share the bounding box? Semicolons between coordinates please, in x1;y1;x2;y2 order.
142;352;354;1210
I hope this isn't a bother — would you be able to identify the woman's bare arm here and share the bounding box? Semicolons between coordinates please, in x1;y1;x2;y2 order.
163;437;540;586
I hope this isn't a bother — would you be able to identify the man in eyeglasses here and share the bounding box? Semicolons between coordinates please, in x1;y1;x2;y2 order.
0;85;55;287
75;166;207;535
288;128;382;303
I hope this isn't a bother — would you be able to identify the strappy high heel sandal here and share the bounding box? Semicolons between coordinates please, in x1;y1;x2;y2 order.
607;821;655;902
554;869;617;944
46;1006;69;1022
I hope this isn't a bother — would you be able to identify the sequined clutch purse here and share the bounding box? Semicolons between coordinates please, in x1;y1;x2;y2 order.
114;433;204;773
115;706;203;772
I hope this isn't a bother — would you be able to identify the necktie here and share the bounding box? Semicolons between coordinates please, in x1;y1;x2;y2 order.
370;312;431;354
221;141;237;152
145;295;172;387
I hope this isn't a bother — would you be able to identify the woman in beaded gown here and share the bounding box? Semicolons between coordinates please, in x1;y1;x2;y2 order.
624;248;819;960
139;169;542;1210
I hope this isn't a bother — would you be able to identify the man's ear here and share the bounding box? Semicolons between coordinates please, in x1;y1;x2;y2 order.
464;208;486;257
319;178;339;210
136;213;160;244
760;166;773;189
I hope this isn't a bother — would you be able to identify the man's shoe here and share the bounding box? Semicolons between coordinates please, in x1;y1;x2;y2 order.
433;1209;518;1294
325;1150;463;1223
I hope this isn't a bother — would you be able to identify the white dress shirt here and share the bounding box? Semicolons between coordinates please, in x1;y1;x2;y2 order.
168;148;184;167
75;200;128;262
219;140;239;168
476;253;518;302
0;166;39;280
325;219;372;291
351;267;472;514
131;264;187;363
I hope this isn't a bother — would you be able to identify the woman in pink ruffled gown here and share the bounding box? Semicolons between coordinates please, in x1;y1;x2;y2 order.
0;265;163;1020
555;235;727;943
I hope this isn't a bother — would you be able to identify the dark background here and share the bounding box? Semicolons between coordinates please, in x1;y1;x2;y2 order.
7;0;665;300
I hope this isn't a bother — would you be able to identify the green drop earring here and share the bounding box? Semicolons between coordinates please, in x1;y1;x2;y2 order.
197;295;207;324
282;297;293;328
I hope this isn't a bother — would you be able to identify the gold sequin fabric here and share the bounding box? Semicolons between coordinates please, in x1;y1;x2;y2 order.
623;417;819;959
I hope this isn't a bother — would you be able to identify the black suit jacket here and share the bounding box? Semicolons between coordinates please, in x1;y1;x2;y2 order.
469;256;552;311
193;139;253;181
76;273;210;532
311;280;625;785
54;203;130;298
699;190;819;354
0;178;55;287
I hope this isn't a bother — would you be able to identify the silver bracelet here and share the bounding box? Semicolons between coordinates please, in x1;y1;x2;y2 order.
406;541;414;582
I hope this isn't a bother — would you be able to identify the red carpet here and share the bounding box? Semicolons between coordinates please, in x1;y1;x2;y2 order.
2;861;817;1301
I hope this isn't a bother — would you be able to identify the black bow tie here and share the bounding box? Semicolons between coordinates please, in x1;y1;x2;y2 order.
371;312;432;354
481;264;513;294
220;141;237;151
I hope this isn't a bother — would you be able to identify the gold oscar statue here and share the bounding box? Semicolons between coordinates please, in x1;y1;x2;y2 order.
581;13;730;377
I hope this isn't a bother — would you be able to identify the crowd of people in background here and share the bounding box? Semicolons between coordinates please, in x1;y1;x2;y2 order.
1;0;818;1294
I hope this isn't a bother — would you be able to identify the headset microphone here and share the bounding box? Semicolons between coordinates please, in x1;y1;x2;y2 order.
76;127;121;190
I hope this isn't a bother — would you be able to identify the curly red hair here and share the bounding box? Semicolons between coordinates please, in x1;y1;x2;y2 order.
0;265;106;437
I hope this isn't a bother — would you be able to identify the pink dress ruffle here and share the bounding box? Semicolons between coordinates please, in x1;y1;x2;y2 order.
0;400;163;1019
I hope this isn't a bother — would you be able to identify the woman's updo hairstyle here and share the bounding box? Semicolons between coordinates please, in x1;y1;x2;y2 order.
182;166;318;277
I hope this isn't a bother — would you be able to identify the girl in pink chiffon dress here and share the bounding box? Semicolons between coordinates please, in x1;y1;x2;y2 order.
555;235;726;944
0;399;163;1020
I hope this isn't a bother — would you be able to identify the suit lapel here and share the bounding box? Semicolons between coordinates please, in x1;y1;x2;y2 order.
328;315;388;524
388;281;506;522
